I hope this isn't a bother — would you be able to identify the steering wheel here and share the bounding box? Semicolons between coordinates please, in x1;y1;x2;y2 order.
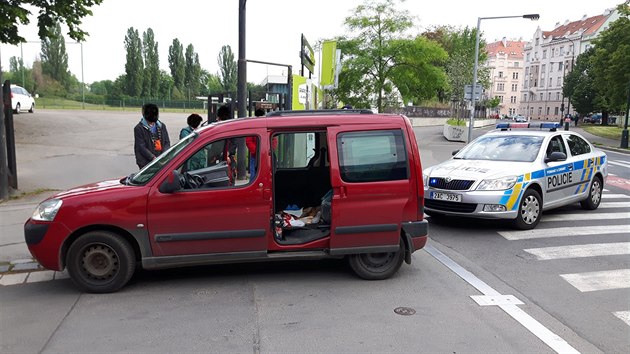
181;172;205;189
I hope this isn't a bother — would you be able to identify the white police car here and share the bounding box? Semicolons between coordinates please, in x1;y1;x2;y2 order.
423;122;607;229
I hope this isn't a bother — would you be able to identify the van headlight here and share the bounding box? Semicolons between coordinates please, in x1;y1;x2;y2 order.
476;176;517;191
31;199;63;221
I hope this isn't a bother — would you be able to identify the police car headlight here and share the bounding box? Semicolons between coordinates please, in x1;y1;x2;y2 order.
476;176;517;191
31;199;63;221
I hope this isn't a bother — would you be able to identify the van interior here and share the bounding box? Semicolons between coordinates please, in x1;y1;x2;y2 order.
272;131;332;245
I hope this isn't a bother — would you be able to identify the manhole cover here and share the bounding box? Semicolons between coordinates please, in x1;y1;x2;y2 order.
394;307;416;316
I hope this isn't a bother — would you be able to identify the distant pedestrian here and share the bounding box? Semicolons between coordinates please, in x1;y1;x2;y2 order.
179;113;203;139
134;103;171;169
216;104;237;181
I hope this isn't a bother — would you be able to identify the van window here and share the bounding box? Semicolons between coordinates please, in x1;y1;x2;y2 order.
179;135;258;189
337;130;408;182
274;132;317;169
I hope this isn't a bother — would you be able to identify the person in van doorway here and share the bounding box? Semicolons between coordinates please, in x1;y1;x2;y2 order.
245;108;265;182
134;103;171;169
216;104;238;181
179;113;203;139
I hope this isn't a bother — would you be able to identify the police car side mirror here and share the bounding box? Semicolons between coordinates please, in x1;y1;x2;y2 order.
452;150;460;156
159;170;183;194
545;151;567;163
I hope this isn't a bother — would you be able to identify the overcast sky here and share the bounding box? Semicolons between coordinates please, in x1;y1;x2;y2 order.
0;0;622;85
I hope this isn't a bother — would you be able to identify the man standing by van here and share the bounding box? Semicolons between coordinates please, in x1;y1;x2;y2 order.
134;103;171;169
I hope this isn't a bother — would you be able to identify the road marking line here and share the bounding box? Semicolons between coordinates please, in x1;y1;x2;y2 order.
608;161;630;168
602;193;630;199
541;212;630;222
0;273;28;286
524;242;630;260
500;225;629;240
607;174;615;177
613;311;630;327
560;269;630;292
424;244;579;354
599;202;630;208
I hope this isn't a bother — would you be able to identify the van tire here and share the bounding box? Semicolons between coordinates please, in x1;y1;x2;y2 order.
66;231;136;293
348;239;404;280
513;188;542;230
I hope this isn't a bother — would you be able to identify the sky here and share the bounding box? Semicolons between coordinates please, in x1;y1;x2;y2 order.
0;0;623;86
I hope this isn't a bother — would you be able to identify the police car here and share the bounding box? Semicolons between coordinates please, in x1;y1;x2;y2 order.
423;122;607;229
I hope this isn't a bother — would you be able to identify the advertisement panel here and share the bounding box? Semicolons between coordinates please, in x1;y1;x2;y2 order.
320;40;337;88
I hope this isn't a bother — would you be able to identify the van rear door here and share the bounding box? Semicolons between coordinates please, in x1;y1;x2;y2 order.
326;125;412;253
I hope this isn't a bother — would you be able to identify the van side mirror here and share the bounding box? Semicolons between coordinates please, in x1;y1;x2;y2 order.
545;151;567;163
159;170;183;194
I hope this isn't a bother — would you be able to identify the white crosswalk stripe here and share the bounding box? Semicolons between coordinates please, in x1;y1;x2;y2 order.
602;193;630;199
541;212;630;222
598;202;630;208
608;160;630;168
524;242;630;260
560;269;630;292
500;225;629;240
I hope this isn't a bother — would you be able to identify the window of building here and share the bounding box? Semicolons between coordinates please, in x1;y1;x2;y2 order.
498;71;503;78
526;53;530;62
569;44;574;54
523;94;527;102
549;78;553;87
538;107;542;116
546;107;550;115
533;79;538;87
535;38;539;46
525;67;529;76
550;63;554;72
551;48;555;57
548;92;552;100
337;130;408;183
509;108;516;115
556;92;560;100
555;107;559;115
510;96;517;103
498;96;504;103
542;49;547;59
560;46;565;55
557;77;562;87
514;62;520;68
511;84;518;91
558;62;563;71
540;93;543;101
497;83;505;91
513;72;519;80
541;64;546;73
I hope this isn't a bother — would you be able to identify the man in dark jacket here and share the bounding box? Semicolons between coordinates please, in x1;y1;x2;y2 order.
134;103;171;169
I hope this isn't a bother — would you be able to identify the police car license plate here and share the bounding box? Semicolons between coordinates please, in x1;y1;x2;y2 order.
431;192;462;202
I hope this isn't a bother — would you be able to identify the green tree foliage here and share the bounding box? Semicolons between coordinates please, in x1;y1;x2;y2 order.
563;48;596;116
124;27;144;97
1;0;103;45
590;3;630;113
158;70;175;99
168;38;185;89
142;28;160;98
334;0;447;111
40;23;70;88
199;70;223;96
7;56;35;91
217;45;237;94
89;79;115;96
184;44;202;99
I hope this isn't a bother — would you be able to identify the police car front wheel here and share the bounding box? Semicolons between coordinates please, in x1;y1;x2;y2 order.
513;189;542;230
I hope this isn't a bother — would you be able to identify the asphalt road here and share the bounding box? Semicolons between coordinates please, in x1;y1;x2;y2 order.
1;110;627;353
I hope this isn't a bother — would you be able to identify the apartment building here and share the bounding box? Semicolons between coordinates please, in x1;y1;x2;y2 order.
519;8;621;119
485;38;526;117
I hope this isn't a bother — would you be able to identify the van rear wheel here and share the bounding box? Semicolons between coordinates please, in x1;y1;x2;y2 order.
348;240;404;280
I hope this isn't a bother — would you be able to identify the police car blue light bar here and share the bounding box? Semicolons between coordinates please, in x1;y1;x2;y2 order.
496;122;560;131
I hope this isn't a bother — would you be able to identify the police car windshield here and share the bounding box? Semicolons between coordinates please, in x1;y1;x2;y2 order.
456;135;543;162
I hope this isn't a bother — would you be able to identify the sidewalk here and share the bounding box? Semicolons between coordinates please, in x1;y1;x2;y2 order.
569;125;629;155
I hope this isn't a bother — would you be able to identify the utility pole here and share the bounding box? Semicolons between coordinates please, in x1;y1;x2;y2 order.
236;0;247;179
621;80;629;149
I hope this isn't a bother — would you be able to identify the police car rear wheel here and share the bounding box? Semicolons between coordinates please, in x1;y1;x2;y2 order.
514;189;541;230
580;176;602;210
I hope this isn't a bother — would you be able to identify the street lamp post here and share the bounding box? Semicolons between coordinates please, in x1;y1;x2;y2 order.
468;13;540;143
560;34;583;119
622;80;629;149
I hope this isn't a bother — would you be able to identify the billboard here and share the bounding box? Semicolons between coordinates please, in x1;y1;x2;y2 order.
320;40;337;88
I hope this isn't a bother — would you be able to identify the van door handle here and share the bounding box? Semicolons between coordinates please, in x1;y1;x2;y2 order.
337;186;347;198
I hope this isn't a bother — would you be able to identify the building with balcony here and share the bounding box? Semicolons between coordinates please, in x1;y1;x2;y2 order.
519;8;622;120
485;38;526;117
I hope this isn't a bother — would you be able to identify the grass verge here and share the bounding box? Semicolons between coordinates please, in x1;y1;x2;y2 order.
582;125;623;140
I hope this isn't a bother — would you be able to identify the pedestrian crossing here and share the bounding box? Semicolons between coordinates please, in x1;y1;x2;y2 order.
500;189;630;327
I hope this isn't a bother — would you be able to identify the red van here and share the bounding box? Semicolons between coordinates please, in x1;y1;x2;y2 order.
25;110;428;293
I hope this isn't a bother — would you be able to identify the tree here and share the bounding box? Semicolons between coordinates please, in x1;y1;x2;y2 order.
334;0;447;111
217;45;237;94
40;23;70;88
142;28;160;98
157;70;174;100
563;48;596;116
1;0;103;45
124;27;144;97
590;3;630;116
184;44;202;99
200;70;223;96
168;39;185;89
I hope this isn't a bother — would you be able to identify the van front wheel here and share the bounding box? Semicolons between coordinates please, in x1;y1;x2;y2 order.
348;240;404;280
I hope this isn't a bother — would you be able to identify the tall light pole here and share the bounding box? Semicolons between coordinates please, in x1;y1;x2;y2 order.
560;33;583;119
468;13;540;143
622;80;629;149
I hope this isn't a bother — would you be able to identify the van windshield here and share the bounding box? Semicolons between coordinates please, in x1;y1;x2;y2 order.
129;132;197;185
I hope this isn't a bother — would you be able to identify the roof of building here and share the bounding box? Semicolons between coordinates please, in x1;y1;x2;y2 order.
542;13;609;39
486;39;527;59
